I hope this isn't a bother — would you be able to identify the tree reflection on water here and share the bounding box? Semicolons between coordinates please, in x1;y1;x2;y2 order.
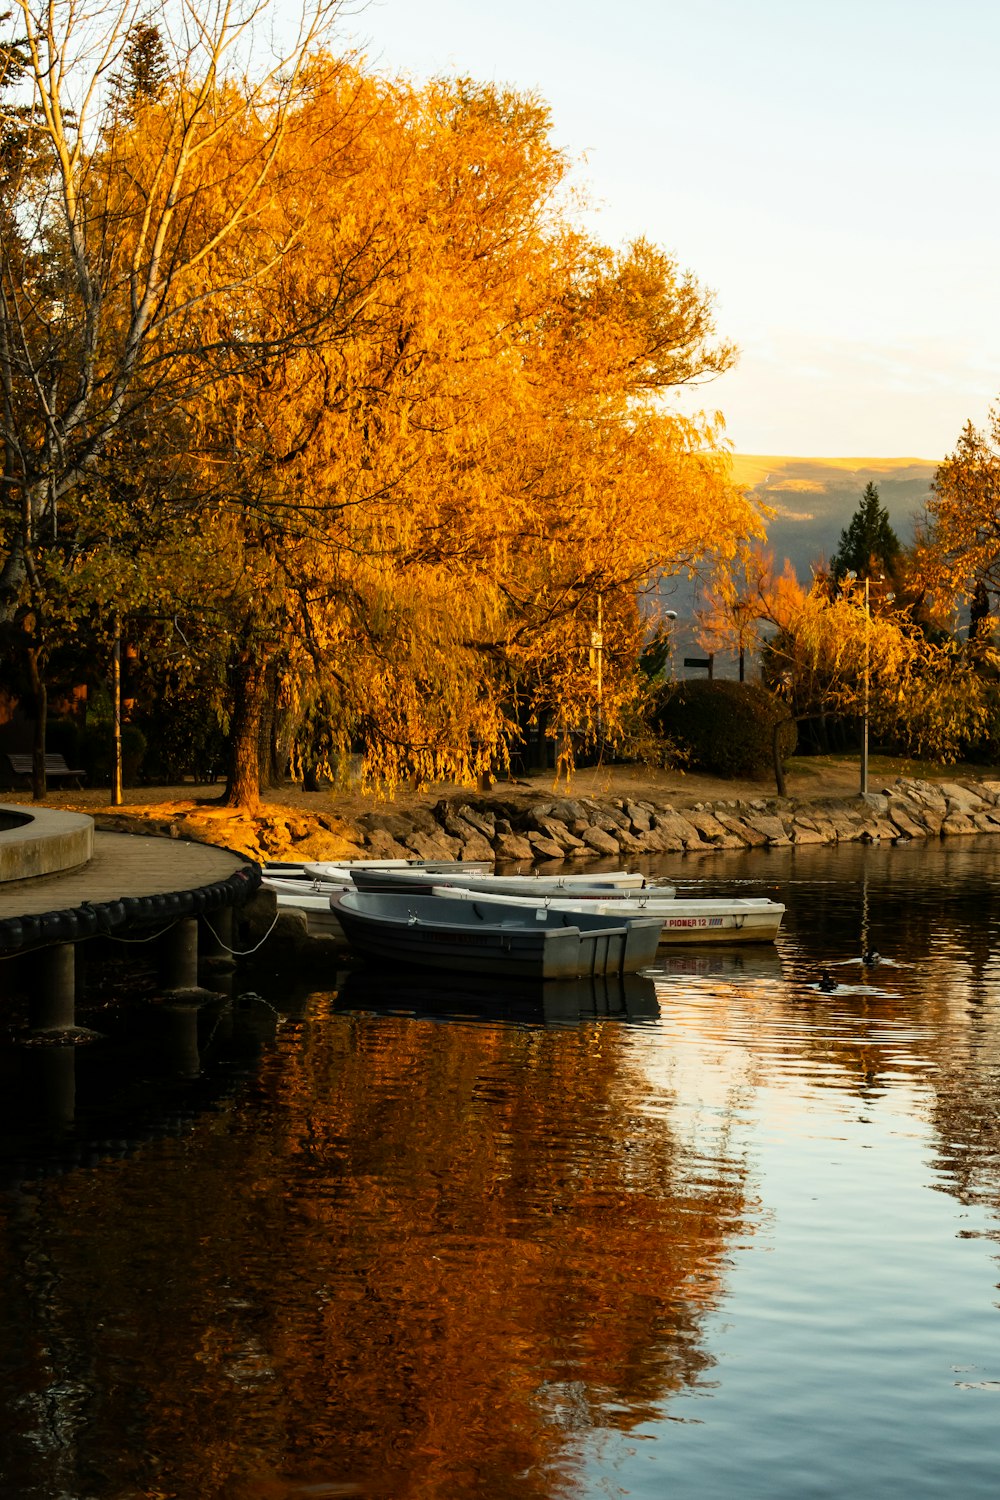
0;975;754;1499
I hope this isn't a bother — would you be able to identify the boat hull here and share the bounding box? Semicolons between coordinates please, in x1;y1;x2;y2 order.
272;889;346;940
333;892;662;978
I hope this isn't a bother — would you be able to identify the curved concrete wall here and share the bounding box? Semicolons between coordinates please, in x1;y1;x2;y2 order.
0;804;93;882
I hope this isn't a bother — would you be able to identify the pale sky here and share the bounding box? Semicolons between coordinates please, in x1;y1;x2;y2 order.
339;0;1000;460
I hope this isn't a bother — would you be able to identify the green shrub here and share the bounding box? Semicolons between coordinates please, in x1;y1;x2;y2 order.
648;679;796;780
131;693;226;784
79;723;148;787
46;716;82;765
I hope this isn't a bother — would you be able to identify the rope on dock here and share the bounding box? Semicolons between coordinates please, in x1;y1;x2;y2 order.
201;909;281;956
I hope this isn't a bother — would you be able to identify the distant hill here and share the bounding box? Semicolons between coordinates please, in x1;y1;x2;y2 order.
656;455;940;679
730;454;939;582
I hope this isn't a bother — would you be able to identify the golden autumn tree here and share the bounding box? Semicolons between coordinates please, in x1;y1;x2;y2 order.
0;0;338;796
694;535;999;781
925;413;1000;616
30;49;760;810
759;571;998;776
695;542;788;681
149;64;761;808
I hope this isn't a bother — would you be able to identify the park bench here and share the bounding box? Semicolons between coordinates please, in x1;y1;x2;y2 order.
7;752;87;789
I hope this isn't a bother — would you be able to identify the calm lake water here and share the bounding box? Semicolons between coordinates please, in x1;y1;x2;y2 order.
4;836;1000;1499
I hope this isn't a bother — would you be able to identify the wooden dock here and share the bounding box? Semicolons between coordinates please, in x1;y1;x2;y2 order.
0;808;260;1031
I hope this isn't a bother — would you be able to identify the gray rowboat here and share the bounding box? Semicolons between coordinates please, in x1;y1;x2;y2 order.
332;890;663;979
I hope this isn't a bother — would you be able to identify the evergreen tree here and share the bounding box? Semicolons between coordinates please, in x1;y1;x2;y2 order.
107;19;169;120
831;481;901;583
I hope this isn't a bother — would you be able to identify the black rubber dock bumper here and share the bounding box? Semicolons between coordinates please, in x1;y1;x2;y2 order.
0;864;260;956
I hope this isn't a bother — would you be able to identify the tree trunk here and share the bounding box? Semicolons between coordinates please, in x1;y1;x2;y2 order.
816;711;830;754
26;645;47;801
258;660;283;789
223;652;269;812
772;716;792;798
0;533;26;624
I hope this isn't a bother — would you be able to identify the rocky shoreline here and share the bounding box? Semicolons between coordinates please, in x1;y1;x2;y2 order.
337;775;1000;865
116;774;1000;868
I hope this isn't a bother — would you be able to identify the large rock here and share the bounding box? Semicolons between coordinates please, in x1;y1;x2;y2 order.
790;822;828;844
640;824;686;852
714;813;770;848
438;812;495;861
359;810;421;840
273;907;309;940
941;813;978;836
684;810;746;849
456;804;497;840
915;805;945;835
362;827;414;859
885;799;929;840
239;886;278;943
900;779;948;815
579;824;622;856
791;813;838;844
624;800;652;833
283;829;366;862
612;827;649;854
743;814;791;846
494;831;536;863
531;815;585;851
938;781;988;815
405;829;463;860
651;810;707;850
541;798;591;825
584;803;630;832
818;809;868;841
525;832;567;861
634;825;681;853
315;812;362;839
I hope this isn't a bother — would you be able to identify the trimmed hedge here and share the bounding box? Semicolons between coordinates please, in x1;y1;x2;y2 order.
648;678;797;780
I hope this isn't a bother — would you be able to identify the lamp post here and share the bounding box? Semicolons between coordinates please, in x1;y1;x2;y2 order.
861;575;870;797
844;570;872;796
590;593;603;743
850;573;891;798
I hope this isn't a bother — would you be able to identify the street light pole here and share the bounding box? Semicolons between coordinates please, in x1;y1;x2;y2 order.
861;576;869;797
591;593;603;744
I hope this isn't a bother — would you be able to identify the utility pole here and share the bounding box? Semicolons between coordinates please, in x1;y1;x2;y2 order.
591;593;603;743
861;576;869;797
112;626;123;807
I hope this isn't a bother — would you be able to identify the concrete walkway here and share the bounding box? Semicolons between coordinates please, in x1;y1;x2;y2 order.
0;832;250;919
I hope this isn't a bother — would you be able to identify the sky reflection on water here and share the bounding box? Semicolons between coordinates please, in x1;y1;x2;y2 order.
3;838;1000;1497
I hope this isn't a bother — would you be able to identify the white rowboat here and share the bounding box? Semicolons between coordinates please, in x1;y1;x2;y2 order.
347;866;656;895
429;885;785;945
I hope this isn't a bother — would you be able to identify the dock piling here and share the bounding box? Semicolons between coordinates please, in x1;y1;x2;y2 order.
162;917;200;992
31;942;76;1032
